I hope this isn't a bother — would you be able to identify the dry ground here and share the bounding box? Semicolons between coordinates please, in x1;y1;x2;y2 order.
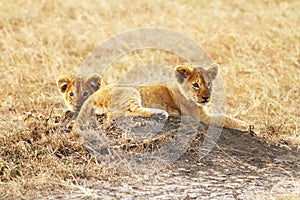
0;0;300;199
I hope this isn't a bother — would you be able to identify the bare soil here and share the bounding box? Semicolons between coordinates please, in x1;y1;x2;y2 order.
43;114;300;199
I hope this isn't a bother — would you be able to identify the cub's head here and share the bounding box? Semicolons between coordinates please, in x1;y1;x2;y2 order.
57;74;101;112
175;63;218;106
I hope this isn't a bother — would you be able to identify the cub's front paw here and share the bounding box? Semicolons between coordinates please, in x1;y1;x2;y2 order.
150;109;169;122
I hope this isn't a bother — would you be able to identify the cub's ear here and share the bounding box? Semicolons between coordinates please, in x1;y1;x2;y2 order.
175;65;190;84
86;74;101;91
207;63;218;80
57;75;71;93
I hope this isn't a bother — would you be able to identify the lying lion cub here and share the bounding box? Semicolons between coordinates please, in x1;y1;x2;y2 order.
57;64;251;131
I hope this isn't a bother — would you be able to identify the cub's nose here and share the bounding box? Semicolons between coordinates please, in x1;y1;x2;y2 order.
202;96;210;101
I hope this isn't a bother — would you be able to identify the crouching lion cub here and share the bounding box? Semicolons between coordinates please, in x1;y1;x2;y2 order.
57;74;101;114
57;63;251;132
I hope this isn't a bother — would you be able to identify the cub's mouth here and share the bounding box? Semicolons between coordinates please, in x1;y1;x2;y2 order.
194;98;210;106
199;100;210;105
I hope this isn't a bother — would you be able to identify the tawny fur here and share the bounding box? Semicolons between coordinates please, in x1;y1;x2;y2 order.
57;63;250;132
57;74;101;112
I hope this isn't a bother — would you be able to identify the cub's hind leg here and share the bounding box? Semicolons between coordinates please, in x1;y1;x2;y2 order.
123;89;169;120
121;89;168;133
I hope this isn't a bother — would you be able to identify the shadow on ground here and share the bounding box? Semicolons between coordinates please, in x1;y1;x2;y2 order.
72;115;300;199
21;113;299;199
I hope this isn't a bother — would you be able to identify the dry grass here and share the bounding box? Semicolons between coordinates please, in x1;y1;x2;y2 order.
0;0;299;198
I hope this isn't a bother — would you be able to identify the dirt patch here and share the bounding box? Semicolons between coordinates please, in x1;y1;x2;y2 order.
60;113;300;199
2;112;299;199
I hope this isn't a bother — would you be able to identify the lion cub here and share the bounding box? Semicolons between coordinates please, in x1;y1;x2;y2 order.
57;74;101;114
57;63;250;132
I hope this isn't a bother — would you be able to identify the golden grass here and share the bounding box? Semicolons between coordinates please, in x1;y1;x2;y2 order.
0;0;299;198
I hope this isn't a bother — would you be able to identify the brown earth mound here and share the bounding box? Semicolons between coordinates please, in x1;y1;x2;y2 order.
65;113;300;199
2;112;298;199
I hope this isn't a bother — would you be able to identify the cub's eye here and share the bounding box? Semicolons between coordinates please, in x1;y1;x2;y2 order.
207;82;212;88
83;91;89;97
69;92;74;98
192;83;200;89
